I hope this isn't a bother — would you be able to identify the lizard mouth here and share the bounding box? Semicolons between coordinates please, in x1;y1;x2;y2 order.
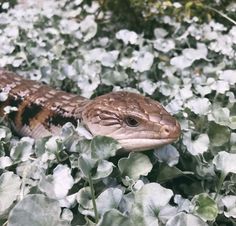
118;137;178;151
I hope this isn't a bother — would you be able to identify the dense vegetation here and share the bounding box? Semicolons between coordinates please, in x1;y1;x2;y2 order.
0;0;236;225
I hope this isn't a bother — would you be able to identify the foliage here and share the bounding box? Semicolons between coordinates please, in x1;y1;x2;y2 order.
0;0;236;225
0;0;17;13
100;0;236;34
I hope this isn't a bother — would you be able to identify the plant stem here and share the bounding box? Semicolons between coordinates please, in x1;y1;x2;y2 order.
88;173;99;224
214;172;226;200
205;6;236;25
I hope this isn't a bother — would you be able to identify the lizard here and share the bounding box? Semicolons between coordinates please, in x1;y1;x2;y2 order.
0;69;181;151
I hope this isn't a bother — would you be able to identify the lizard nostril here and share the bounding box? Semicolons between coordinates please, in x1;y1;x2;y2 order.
161;126;171;137
164;127;170;135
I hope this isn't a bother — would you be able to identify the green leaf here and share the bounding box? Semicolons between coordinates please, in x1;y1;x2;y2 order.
208;122;230;147
95;188;123;216
0;156;13;169
166;212;207;226
154;145;180;167
45;136;63;154
158;204;178;224
210;80;229;94
0;129;5;140
118;152;153;181
35;137;49;157
91;136;121;160
131;183;173;226
179;85;193;100
230;133;236;152
174;195;192;212
78;154;97;178
91;160;114;180
0;91;8;101
131;51;154;72
156;164;184;182
208;107;230;127
213;151;236;175
0;172;21;216
102;71;129;86
79;15;97;42
116;29;139;45
170;43;208;69
101;50;119;68
192;193;218;221
154;38;175;53
76;139;92;155
77;188;123;218
183;132;209;155
221;195;236;218
195;84;212;97
8;194;70;226
10;137;34;162
77;187;93;210
219;70;236;85
78;155;113;180
186;98;211;115
229;115;236;130
38;164;74;200
97;209;130;226
139;80;158;95
0;126;12;141
196;163;216;178
61;209;73;223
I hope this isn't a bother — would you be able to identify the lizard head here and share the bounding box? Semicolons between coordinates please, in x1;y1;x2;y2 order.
82;91;181;151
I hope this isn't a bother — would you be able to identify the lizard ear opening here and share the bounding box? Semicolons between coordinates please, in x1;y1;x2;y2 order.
124;116;140;127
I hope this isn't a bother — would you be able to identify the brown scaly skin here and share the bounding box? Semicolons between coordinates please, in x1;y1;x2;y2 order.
0;69;181;151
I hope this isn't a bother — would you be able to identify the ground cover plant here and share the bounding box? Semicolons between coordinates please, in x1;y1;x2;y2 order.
0;0;236;225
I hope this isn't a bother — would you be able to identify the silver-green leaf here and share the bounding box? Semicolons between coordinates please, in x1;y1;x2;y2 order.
0;172;21;216
8;194;70;226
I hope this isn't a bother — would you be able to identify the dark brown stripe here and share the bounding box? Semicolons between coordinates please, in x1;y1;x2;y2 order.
21;103;43;125
47;113;78;127
8;96;22;122
0;99;7;116
28;108;53;131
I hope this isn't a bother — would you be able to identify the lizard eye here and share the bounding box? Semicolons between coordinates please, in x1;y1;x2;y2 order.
125;116;140;127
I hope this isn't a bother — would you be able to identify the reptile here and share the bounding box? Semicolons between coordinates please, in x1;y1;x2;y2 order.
0;69;181;151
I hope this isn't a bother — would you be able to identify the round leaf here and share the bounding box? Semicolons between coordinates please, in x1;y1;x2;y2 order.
154;145;180;167
186;98;211;115
8;194;70;226
219;70;236;85
96;188;123;216
76;187;93;209
39;164;74;200
77;188;123;218
118;153;153;181
78;154;97;178
91;136;121;160
166;212;207;226
221;195;236;218
183;133;209;156
213;151;236;175
0;172;21;216
97;209;130;226
192;193;218;221
92;160;114;180
131;183;173;226
10;137;34;162
208;123;230;147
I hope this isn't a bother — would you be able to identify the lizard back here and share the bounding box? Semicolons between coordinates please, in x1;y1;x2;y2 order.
0;69;88;138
